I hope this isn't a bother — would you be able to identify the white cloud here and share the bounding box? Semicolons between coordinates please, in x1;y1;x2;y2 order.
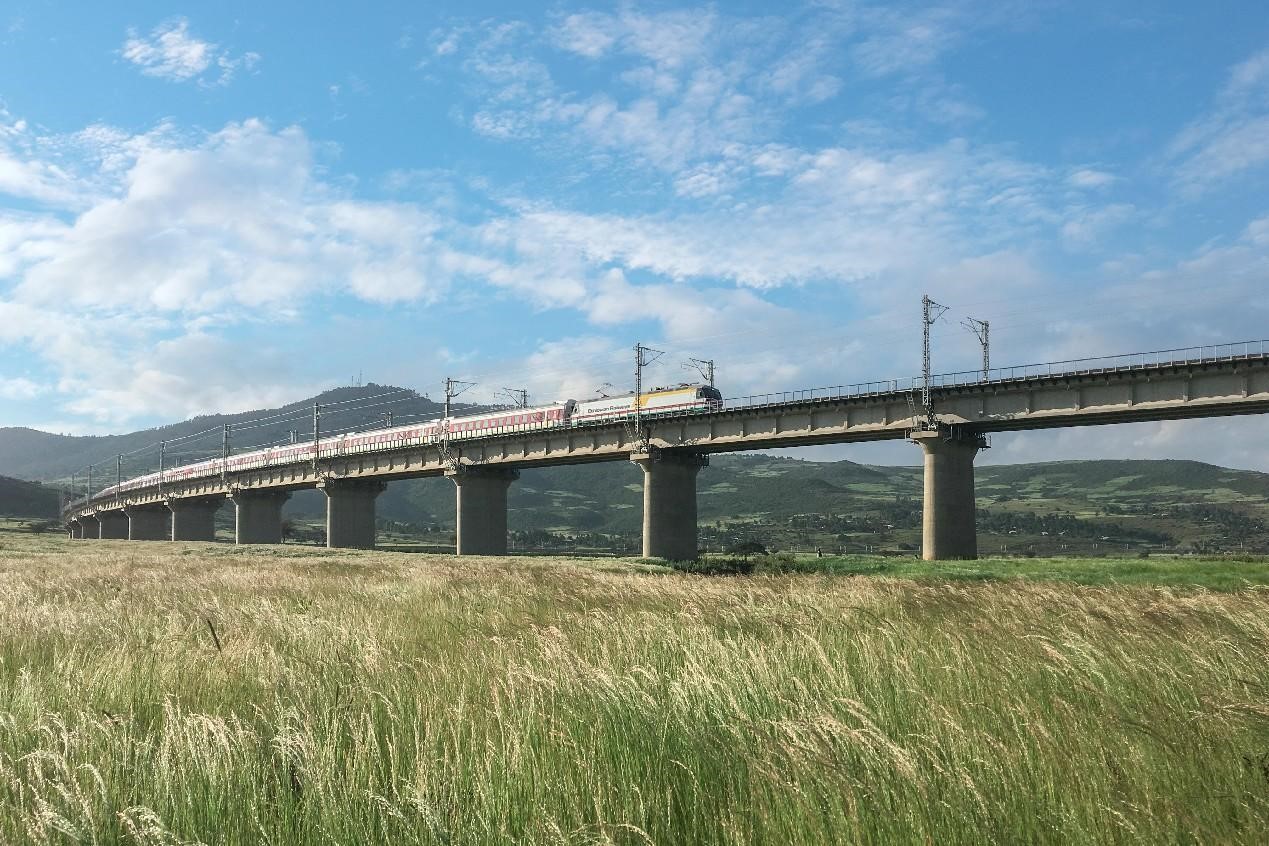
0;118;501;426
1067;168;1117;189
488;138;1057;291
122;19;213;80
462;11;780;172
8;120;467;313
59;333;317;425
121;18;256;85
1168;45;1269;194
551;9;716;69
550;12;617;59
851;6;963;78
0;376;43;400
582;268;797;343
1061;203;1135;247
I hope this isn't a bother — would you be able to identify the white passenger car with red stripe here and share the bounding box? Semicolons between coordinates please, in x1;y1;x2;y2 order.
87;384;723;498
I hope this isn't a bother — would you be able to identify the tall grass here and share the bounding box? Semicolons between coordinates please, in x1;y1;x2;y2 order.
1;536;1267;844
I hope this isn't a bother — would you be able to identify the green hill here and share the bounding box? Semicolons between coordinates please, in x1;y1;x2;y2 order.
0;385;447;483
0;475;60;518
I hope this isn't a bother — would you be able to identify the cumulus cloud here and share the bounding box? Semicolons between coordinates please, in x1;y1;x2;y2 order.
0;376;43;400
8;120;467;313
0;118;493;426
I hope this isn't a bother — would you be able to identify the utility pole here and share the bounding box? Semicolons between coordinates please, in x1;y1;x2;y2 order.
684;357;716;387
221;424;231;482
383;410;393;428
158;441;165;494
962;317;990;381
440;378;475;470
86;464;92;503
443;378;476;419
312;403;321;472
921;294;949;428
289;429;298;444
496;388;529;408
634;342;664;448
116;454;122;503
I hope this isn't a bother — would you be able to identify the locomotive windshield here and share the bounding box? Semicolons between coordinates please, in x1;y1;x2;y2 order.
697;386;723;400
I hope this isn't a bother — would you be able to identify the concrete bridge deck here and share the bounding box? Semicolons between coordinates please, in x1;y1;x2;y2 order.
64;343;1269;560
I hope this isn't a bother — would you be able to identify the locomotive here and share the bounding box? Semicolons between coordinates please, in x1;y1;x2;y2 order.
99;383;724;497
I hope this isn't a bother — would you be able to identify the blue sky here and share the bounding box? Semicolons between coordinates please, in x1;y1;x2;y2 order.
1;2;1268;468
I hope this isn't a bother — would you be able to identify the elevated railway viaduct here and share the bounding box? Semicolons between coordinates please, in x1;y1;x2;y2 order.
65;344;1269;560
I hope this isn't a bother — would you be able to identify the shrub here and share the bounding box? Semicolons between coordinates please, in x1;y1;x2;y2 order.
670;557;756;576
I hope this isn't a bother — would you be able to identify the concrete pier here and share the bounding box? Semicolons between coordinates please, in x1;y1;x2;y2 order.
447;467;519;555
230;489;291;545
126;505;170;541
169;496;223;542
911;428;986;561
97;511;128;539
319;479;386;549
631;451;707;561
68;521;83;539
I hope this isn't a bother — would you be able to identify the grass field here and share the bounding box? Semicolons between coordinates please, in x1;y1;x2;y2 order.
704;551;1269;591
2;535;1268;844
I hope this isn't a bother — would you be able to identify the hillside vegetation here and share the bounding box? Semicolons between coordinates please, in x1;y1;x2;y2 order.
0;475;59;518
1;536;1267;844
297;455;1269;555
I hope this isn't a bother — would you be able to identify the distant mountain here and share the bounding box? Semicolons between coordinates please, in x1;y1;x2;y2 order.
0;384;447;483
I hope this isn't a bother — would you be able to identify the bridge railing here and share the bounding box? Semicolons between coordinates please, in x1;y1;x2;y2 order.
721;339;1269;411
723;379;920;412
930;339;1269;388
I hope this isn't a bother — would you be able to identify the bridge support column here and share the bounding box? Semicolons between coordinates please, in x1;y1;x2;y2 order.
631;451;707;562
169;496;223;542
319;480;386;549
97;511;128;539
911;429;986;561
231;489;291;545
68;521;83;540
125;505;170;541
80;515;99;539
447;467;519;556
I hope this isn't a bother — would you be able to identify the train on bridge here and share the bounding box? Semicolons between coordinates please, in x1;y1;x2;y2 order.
97;383;724;498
